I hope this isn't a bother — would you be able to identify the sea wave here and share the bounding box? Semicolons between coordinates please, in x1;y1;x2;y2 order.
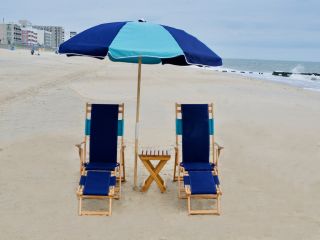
206;66;320;92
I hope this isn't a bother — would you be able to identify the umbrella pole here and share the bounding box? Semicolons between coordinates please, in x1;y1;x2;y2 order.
134;56;142;189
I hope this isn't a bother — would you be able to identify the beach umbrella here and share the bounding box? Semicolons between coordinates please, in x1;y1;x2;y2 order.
59;20;222;188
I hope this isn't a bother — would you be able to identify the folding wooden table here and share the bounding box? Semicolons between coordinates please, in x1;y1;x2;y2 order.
139;149;171;193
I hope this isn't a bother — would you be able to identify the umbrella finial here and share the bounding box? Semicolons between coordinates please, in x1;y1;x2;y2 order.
138;18;146;22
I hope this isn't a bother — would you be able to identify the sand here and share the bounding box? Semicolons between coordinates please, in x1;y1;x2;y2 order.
0;49;320;239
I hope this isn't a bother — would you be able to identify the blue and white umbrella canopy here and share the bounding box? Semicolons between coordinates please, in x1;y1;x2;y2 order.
59;21;222;67
59;20;222;188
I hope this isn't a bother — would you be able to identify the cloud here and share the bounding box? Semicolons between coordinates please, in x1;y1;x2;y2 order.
1;0;320;61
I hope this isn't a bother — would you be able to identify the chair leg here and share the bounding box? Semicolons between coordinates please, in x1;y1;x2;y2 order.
173;150;178;181
118;168;121;199
108;198;112;216
187;194;221;215
178;167;182;198
187;196;191;215
217;195;221;215
78;197;113;216
114;170;121;200
78;197;82;216
122;151;126;182
178;167;187;199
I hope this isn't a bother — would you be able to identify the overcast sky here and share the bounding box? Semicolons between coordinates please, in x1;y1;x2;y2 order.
1;0;319;62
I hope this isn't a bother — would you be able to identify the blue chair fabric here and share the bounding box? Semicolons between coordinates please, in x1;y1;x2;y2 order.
80;174;116;187
181;104;210;164
84;162;119;171
85;119;124;136
83;171;111;196
89;104;119;164
181;162;214;171
188;171;217;195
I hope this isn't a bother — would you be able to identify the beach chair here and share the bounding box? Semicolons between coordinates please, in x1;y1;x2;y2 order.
77;170;116;216
75;103;126;198
183;170;222;215
173;103;223;198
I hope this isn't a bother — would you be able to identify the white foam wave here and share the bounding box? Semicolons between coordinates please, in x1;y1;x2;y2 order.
291;64;305;73
204;66;320;93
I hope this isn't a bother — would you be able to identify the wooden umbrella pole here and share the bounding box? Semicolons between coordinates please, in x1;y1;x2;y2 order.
134;56;142;189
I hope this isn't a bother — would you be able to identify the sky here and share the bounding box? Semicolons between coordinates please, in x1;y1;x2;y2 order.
1;0;320;62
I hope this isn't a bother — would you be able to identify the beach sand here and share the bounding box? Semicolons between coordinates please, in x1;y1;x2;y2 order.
1;49;320;239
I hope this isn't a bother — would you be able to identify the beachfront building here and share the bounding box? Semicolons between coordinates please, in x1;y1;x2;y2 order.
33;25;64;49
34;29;52;47
70;31;77;38
21;27;38;46
64;31;77;41
0;23;22;45
18;20;32;28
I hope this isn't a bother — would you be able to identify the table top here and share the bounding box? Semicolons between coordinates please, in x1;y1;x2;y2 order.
138;147;171;160
139;147;171;155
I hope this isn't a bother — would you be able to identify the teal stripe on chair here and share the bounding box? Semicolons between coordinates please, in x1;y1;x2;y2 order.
85;119;124;136
85;119;91;136
176;118;214;135
176;119;182;135
117;119;124;136
209;118;214;135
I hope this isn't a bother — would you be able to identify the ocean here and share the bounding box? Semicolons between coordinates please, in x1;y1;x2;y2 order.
213;58;320;92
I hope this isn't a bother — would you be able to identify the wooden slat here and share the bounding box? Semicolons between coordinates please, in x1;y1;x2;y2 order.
176;109;213;113
189;210;220;215
86;103;124;113
80;210;111;216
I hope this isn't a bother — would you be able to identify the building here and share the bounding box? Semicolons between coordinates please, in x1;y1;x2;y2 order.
70;31;77;38
18;20;32;28
21;27;38;46
33;25;64;48
0;23;22;45
34;29;52;47
64;31;77;41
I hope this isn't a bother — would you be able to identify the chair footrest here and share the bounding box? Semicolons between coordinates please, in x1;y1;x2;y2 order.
181;162;214;171
80;174;116;187
82;171;111;196
187;171;218;195
84;162;119;171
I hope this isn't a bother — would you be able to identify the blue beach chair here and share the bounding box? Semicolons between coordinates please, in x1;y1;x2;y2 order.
77;170;116;216
76;103;125;198
174;103;223;198
183;171;221;215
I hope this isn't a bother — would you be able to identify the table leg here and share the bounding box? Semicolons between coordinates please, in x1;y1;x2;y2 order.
146;161;166;184
141;160;168;192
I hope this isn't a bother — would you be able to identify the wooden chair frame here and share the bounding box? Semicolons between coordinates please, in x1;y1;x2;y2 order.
76;171;116;216
183;171;222;215
185;186;221;215
173;103;224;186
76;103;126;191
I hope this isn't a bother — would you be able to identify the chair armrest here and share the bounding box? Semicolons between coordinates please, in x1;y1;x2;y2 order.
120;144;126;151
75;141;85;149
174;145;179;152
75;141;86;163
217;185;223;195
214;142;224;151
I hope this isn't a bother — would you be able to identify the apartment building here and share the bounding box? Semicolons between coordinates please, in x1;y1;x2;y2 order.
21;27;38;46
64;31;77;41
0;23;22;45
70;31;77;38
34;29;52;47
33;25;64;48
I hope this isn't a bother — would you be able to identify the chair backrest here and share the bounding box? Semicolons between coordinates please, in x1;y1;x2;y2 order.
84;103;124;164
176;103;214;163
